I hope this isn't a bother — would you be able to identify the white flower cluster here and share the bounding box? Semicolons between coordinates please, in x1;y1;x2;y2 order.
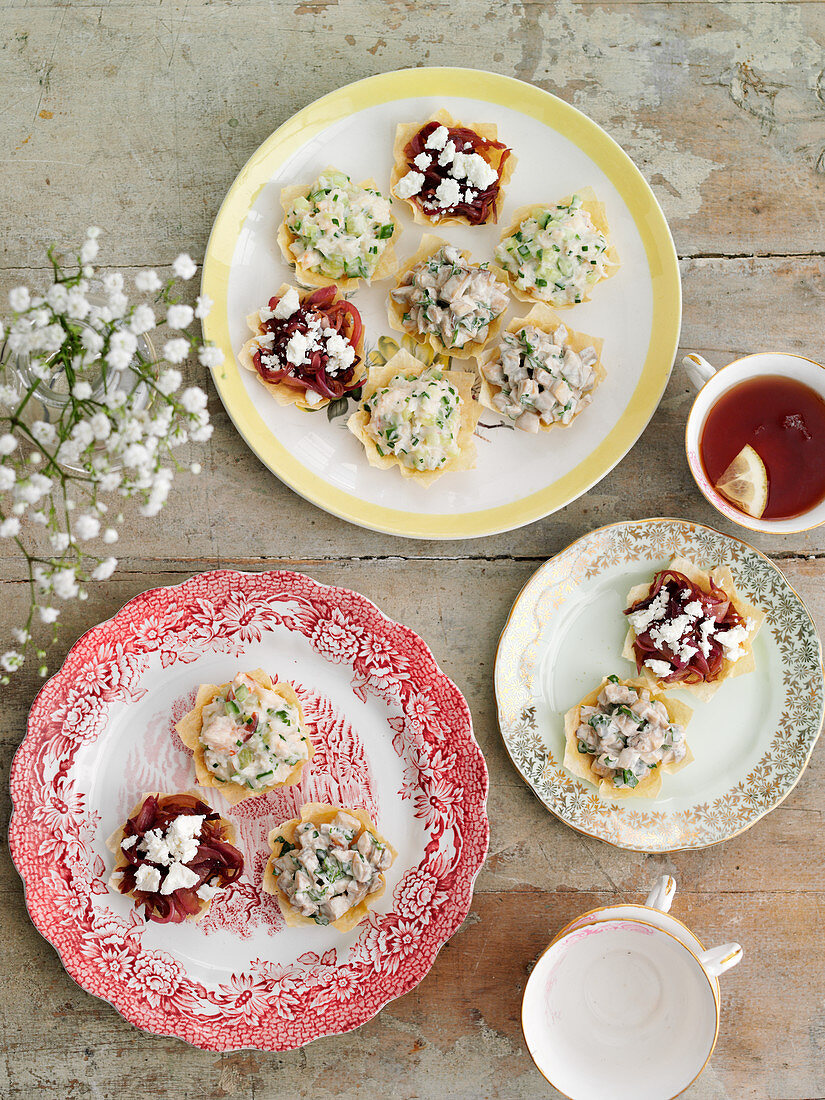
0;229;225;681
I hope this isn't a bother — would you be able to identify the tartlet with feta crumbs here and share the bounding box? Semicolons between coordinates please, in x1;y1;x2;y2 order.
263;802;397;931
175;669;313;804
476;303;606;434
495;187;619;307
561;676;694;800
347;348;481;487
388;235;510;361
622;556;765;702
107;792;243;924
390;108;516;227
237;283;366;412
277;168;399;291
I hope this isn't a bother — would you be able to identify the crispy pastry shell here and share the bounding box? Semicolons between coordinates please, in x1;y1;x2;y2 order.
622;556;766;701
387;234;510;361
175;668;313;804
346;348;481;487
237;282;366;412
389;107;517;227
496;186;620;306
262;802;397;932
277;169;399;291
106;790;238;922
475;302;606;432
561;678;694;801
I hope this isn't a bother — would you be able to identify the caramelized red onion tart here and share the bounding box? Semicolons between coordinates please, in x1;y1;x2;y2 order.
107;792;243;924
390;108;516;227
238;283;365;412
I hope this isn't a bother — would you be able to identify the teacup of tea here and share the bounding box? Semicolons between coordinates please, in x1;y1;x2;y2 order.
522;916;742;1100
684;351;825;533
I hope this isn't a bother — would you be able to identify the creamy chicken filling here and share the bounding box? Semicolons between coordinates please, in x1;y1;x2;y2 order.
273;812;393;925
481;323;599;432
200;673;309;791
574;678;686;790
284;170;394;281
364;367;462;471
495;195;610;305
390;245;509;349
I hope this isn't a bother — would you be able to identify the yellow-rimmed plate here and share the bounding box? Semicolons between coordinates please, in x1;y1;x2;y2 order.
201;69;680;540
495;518;824;851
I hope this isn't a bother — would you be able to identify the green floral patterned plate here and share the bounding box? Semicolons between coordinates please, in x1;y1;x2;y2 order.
495;518;824;851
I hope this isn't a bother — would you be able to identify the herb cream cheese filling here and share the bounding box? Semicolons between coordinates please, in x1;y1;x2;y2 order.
482;323;599;432
284;170;394;281
200;673;309;790
575;677;687;790
495;194;609;304
273;812;393;925
365;367;462;470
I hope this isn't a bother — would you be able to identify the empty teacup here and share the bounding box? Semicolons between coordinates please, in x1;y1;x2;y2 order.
522;886;742;1100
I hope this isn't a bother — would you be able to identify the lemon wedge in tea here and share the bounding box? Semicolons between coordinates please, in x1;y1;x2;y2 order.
714;445;768;517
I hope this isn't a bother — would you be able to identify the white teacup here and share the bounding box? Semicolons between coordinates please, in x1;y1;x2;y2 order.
684;350;825;534
522;888;742;1100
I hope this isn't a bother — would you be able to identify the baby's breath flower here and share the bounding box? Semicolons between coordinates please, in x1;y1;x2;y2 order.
38;607;59;624
198;345;224;368
162;339;189;365
194;294;212;319
79;238;99;264
81;328;104;356
180;386;207;414
66;290;90;320
92;557;118;581
129;304;156;334
46;284;69;312
1;651;23;672
0;468;15;490
8;286;30;312
74;514;101;541
0;517;21;537
12;628;29;645
0;434;17;456
106;329;138;371
102;527;119;544
50;532;71;552
89;412;111;441
166;304;194;331
172;253;198;280
135;270;162;293
190;462;202;474
52;568;80;600
72;381;93;400
86;226;101;239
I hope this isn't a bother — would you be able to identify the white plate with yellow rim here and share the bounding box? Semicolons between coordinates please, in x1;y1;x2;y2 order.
495;518;824;850
201;68;680;540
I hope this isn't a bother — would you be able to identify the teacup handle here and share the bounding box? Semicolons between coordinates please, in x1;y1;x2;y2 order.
683;353;717;391
644;874;677;913
699;943;743;977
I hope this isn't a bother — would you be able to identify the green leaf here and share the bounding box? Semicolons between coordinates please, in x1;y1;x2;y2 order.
326;396;349;421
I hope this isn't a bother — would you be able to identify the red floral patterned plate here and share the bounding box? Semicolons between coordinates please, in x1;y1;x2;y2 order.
9;570;488;1050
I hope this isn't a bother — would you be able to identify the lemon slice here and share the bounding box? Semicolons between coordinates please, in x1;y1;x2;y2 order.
714;445;768;518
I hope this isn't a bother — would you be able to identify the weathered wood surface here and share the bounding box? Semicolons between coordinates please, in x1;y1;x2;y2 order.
2;0;825;1098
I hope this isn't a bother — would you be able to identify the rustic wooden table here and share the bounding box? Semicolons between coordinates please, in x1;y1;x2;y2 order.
3;2;825;1098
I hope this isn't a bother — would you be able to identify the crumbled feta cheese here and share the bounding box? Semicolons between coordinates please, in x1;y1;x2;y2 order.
433;177;462;209
425;125;449;151
628;589;669;634
451;151;498;190
160;861;200;895
324;332;356;376
165;814;204;865
413;152;432;171
139;828;171;866
305;389;323;406
285;331;309;366
134;864;161;893
645;659;673;678
716;624;750;662
679;643;699;662
196;882;222;902
255;332;275;349
396;170;425;199
438;140;456;167
650;614;691;650
258;304;276;324
697;618;716;658
273;286;300;320
120;834;138;851
683;600;703;619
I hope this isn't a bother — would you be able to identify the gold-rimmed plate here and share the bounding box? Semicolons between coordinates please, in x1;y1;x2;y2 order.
495;518;824;851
